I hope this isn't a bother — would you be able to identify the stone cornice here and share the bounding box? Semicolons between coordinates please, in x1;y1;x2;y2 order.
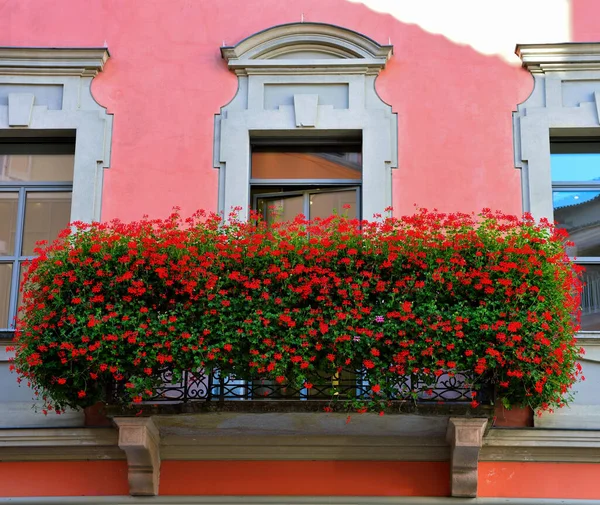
0;428;122;461
481;428;600;462
2;425;600;464
221;22;392;76
0;47;110;77
516;42;600;73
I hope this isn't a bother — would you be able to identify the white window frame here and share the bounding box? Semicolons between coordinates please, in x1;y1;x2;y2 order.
0;47;113;224
213;23;398;221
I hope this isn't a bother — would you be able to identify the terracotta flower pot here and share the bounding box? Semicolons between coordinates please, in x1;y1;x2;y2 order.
84;401;112;427
493;403;534;427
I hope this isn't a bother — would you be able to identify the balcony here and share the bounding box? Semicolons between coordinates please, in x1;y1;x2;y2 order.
2;209;596;428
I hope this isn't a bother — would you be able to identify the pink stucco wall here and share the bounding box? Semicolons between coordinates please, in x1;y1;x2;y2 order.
0;0;542;221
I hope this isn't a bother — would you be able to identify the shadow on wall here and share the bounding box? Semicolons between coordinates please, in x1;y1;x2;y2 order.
0;0;544;220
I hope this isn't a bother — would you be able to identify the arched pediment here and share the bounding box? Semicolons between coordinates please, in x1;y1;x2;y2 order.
221;22;393;75
214;22;397;222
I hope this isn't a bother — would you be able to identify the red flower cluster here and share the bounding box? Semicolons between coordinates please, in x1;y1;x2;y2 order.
11;208;583;413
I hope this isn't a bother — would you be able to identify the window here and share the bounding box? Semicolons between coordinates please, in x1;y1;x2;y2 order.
251;137;361;222
0;137;74;333
0;47;113;340
514;43;600;331
214;23;397;221
514;43;600;425
551;140;600;330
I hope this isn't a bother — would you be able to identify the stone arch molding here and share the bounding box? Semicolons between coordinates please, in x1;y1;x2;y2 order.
214;23;398;220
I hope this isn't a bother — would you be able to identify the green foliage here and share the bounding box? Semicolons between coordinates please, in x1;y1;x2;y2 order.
10;208;584;414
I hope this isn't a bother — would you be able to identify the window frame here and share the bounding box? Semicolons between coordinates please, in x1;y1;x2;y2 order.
0;48;113;338
514;43;600;333
551;139;600;264
0;185;73;333
549;140;600;332
213;23;397;222
252;186;361;222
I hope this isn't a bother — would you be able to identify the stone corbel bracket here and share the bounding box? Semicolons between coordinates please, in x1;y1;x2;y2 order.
113;417;161;496
446;417;488;498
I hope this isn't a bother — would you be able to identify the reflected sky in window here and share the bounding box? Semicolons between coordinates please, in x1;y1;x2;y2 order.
551;153;600;182
553;190;600;209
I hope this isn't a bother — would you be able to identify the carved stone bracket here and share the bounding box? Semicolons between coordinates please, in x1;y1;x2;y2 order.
113;417;161;496
446;417;488;498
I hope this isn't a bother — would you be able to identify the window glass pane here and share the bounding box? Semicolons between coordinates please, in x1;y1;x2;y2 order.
16;263;27;322
0;154;74;182
310;190;357;220
252;152;361;180
22;192;71;255
553;190;600;257
0;263;13;328
257;195;304;225
551;152;600;182
0;192;18;256
580;264;600;331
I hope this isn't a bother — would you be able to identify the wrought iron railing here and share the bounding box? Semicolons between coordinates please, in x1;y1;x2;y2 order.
111;368;492;405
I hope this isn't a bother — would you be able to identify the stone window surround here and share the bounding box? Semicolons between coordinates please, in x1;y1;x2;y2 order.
514;43;600;222
0;47;112;428
0;47;113;224
213;23;398;221
514;43;600;428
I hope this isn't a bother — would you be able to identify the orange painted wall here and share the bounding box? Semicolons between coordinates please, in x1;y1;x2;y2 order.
0;461;128;497
159;461;450;496
0;0;531;222
2;460;600;498
572;0;600;42
479;462;600;500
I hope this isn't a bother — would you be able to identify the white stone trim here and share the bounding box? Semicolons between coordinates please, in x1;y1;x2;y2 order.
0;47;109;77
0;342;13;362
214;23;397;221
0;47;112;222
517;43;600;74
0;402;84;429
514;42;600;220
221;22;392;76
482;428;600;462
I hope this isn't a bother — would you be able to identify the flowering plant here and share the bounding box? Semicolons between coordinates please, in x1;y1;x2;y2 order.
11;208;583;414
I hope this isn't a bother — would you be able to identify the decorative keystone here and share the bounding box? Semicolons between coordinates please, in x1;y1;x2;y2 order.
293;94;318;127
446;417;488;498
114;417;161;496
8;93;34;127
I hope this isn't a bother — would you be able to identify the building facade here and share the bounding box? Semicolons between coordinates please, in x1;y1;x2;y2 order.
0;0;599;502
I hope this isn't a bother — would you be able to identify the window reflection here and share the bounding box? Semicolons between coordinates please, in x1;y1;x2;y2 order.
310;191;356;220
551;152;600;182
251;151;362;180
0;193;18;256
553;190;600;257
0;154;74;182
22;192;72;255
0;263;12;328
256;195;304;225
580;265;600;331
0;143;74;331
